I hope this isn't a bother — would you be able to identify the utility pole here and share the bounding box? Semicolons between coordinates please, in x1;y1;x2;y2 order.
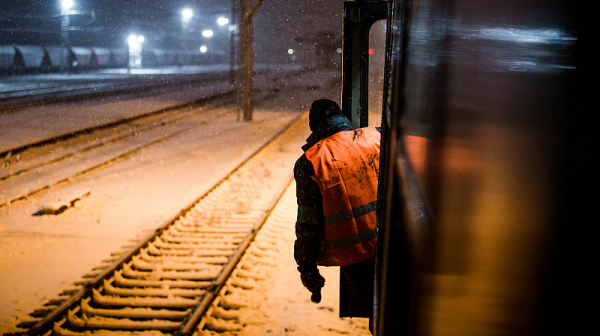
230;0;237;84
60;0;73;73
238;0;265;122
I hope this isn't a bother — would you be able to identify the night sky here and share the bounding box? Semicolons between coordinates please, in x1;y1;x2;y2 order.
0;0;344;64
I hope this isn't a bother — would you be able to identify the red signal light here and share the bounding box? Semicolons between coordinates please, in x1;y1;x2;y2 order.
368;48;374;55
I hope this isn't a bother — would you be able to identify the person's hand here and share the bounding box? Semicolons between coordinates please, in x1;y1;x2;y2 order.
300;269;325;292
299;269;325;303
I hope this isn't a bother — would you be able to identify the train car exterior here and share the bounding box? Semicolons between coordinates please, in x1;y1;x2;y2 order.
1;44;218;75
0;46;15;69
14;45;45;69
46;46;69;69
70;47;92;68
92;48;113;67
340;1;596;335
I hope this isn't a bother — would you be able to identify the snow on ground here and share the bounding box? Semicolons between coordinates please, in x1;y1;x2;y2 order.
0;107;302;333
0;68;362;335
239;184;371;336
197;181;371;336
0;71;277;153
0;64;303;94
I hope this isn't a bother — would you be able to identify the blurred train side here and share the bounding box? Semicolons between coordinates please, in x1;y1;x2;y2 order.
368;0;596;335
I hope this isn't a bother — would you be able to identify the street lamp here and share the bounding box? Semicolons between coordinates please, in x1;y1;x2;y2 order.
202;30;214;38
181;8;193;51
217;17;229;26
128;34;144;69
127;35;138;45
60;0;74;71
61;0;74;13
200;46;207;53
182;8;193;22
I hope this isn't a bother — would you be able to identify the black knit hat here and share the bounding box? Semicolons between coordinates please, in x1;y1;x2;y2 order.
309;99;343;132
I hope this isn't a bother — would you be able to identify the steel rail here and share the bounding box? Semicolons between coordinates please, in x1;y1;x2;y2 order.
0;88;236;159
0;94;240;209
0;72;228;111
175;175;293;336
1;94;235;180
0;87;287;209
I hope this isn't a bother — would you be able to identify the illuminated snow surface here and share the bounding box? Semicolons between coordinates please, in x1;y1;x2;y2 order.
0;68;370;335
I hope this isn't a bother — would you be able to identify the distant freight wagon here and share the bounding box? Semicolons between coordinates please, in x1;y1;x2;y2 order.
0;45;224;75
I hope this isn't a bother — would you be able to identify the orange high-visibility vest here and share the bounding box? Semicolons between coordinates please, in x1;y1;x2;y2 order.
305;126;380;266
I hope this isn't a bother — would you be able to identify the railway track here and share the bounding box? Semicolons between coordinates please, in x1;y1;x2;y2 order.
194;182;297;334
11;112;308;336
0;86;285;209
0;72;231;112
0;92;234;208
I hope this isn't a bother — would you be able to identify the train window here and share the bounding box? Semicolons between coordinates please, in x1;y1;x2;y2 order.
368;19;386;127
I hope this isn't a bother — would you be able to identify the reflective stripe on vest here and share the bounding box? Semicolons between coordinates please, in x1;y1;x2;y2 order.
325;200;377;226
305;126;380;266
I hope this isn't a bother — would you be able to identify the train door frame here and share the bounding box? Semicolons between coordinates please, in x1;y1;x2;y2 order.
342;1;425;335
339;0;388;322
341;0;388;129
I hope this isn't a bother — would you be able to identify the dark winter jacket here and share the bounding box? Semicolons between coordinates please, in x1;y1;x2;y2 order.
294;115;354;273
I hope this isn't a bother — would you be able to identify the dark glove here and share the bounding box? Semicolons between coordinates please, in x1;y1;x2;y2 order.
299;268;325;303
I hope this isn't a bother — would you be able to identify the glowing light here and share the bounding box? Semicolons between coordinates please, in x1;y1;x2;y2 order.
182;8;193;22
217;17;229;26
61;0;74;11
288;49;294;55
200;46;207;53
202;30;214;37
127;34;144;68
128;35;138;45
128;34;144;46
336;48;342;54
368;48;374;55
